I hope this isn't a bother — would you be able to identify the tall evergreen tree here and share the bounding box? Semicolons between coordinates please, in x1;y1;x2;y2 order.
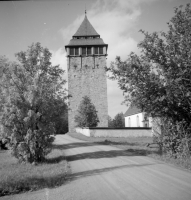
75;96;99;127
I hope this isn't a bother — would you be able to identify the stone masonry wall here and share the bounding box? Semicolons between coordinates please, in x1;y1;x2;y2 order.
68;55;108;132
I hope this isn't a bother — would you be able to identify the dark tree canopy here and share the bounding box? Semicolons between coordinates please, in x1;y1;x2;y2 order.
75;96;99;127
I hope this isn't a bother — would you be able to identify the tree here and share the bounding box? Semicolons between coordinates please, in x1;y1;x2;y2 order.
50;97;68;134
112;112;125;128
108;113;125;128
108;115;114;128
0;43;67;163
75;96;99;127
107;4;191;157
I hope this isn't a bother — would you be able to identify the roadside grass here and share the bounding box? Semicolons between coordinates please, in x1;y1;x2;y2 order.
68;132;191;171
0;143;69;197
67;132;158;155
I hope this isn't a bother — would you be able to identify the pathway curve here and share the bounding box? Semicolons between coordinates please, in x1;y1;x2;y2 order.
1;134;191;200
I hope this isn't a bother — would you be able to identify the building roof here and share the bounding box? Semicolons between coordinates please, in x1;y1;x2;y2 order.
124;106;142;117
66;38;106;46
73;15;100;37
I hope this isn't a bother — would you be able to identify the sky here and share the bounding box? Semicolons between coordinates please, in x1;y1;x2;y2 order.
0;0;190;118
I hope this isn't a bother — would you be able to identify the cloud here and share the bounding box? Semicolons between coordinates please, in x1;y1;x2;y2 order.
59;0;151;117
50;48;67;77
50;48;68;89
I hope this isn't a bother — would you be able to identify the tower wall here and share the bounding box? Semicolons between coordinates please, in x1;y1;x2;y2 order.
68;56;108;132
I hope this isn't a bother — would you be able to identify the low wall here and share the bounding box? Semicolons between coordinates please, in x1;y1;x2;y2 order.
75;127;152;137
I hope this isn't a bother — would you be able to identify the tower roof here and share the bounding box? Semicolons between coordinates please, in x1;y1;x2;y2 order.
73;15;100;37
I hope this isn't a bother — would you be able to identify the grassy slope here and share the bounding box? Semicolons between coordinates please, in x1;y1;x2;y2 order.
0;145;69;197
68;132;191;171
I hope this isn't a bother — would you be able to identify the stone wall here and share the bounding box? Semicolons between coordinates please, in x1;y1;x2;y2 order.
68;55;108;132
76;127;153;137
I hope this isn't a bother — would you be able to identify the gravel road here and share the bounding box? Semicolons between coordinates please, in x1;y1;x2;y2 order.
1;134;191;200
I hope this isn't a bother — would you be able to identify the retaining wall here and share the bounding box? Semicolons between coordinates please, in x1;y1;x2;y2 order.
75;127;153;137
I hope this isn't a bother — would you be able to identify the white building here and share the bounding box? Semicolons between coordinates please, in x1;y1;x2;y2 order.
124;106;152;127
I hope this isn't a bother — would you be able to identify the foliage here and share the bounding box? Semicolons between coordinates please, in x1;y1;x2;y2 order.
0;43;67;163
49;97;68;135
107;4;191;157
75;96;99;127
108;115;113;128
0;143;68;196
108;113;125;128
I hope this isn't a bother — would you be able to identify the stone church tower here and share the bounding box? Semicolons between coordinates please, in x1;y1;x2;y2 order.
65;13;108;132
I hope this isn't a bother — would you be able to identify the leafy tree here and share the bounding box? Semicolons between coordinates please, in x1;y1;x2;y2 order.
107;4;191;157
108;115;114;128
112;112;125;128
0;43;67;163
108;113;125;128
75;96;99;127
50;97;68;134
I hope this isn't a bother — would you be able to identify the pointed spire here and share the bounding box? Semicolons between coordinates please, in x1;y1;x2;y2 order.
73;15;100;37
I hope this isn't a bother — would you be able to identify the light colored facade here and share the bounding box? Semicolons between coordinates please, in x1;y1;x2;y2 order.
65;14;108;132
124;106;152;127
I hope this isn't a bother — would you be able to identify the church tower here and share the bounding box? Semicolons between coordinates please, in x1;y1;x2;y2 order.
65;13;108;132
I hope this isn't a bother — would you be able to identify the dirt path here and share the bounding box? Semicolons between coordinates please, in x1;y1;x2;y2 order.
2;134;191;200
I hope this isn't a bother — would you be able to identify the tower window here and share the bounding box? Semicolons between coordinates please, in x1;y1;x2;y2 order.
94;47;98;54
87;47;91;55
99;47;103;54
82;47;86;55
75;48;79;55
70;48;74;55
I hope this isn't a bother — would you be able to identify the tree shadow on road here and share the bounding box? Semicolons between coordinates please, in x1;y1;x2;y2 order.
67;149;152;162
52;142;101;150
68;162;160;182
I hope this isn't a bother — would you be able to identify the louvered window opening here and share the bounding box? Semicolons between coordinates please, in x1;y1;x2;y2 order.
94;47;99;54
99;47;103;54
87;47;91;55
70;47;105;56
70;48;74;55
75;48;79;55
82;48;86;55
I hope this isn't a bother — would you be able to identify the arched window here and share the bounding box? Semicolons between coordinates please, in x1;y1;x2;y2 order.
137;115;140;127
128;117;131;127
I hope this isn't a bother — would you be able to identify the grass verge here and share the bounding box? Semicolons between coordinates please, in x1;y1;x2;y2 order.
68;132;191;171
67;132;158;155
0;143;69;197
